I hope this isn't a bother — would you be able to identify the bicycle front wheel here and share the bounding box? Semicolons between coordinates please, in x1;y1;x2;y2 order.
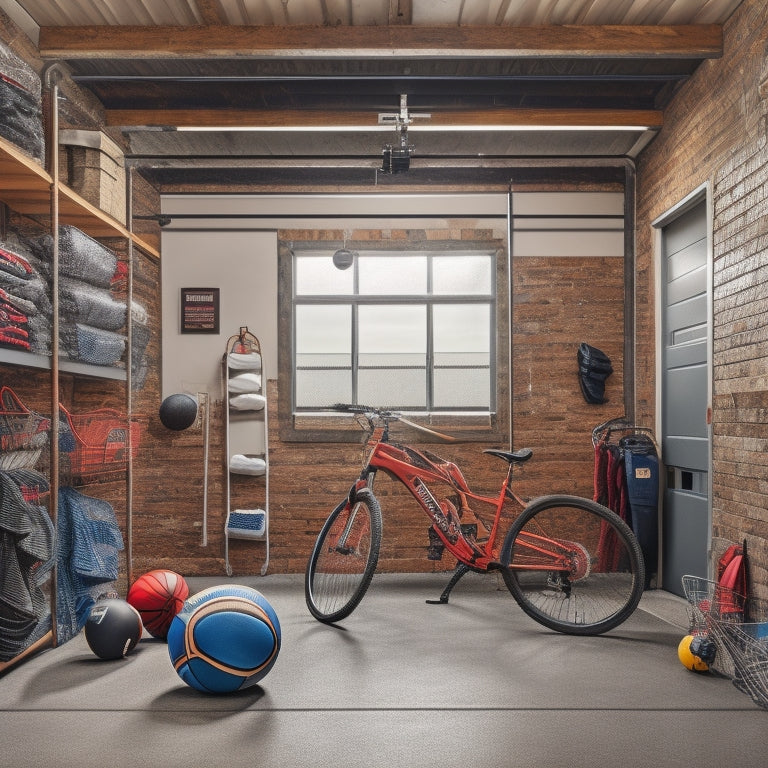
305;488;382;623
500;494;645;635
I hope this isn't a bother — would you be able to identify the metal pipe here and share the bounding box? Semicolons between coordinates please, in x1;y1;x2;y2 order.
126;165;134;586
506;185;514;451
43;62;65;646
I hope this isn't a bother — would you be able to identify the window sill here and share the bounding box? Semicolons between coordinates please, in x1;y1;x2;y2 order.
280;410;504;444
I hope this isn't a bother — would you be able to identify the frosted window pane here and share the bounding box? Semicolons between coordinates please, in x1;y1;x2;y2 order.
359;305;426;353
433;254;493;295
433;305;490;354
359;255;427;295
358;368;426;408
296;254;354;295
296;305;350;355
434;368;490;408
296;369;352;407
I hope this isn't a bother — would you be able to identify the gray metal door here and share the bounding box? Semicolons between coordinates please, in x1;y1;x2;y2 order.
659;199;710;596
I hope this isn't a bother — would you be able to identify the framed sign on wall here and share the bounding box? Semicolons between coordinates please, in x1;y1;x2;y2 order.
180;287;220;334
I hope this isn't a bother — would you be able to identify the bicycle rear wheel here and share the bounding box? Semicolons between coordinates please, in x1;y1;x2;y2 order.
500;494;645;635
305;488;382;623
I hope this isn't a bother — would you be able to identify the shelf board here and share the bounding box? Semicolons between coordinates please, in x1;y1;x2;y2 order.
129;232;160;260
0;347;50;369
56;182;130;240
0;347;127;380
0;138;52;213
0;137;160;259
59;358;127;380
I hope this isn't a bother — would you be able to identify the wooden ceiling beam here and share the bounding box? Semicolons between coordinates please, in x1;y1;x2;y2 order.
39;24;721;60
106;106;663;129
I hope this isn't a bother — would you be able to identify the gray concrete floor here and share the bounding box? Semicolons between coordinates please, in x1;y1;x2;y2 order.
0;572;765;768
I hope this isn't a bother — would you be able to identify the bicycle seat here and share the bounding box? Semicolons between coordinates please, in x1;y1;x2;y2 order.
482;447;533;465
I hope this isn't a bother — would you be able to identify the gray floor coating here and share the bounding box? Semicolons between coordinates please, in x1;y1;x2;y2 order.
1;572;766;768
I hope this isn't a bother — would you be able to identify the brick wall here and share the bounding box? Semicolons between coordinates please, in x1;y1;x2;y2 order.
143;222;624;577
635;0;768;598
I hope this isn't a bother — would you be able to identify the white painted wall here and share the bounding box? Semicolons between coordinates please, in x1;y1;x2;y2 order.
160;228;278;399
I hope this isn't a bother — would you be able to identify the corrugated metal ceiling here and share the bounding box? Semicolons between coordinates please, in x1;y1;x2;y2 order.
7;0;745;28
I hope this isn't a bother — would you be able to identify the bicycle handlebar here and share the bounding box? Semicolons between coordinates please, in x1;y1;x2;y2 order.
330;403;463;443
330;403;400;419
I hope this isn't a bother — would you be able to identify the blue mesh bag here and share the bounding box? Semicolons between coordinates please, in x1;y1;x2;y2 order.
56;486;123;643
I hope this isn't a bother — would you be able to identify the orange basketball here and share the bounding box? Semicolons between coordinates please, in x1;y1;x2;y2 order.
126;569;189;639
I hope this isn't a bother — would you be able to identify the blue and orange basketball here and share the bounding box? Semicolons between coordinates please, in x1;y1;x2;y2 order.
127;569;189;639
167;584;281;694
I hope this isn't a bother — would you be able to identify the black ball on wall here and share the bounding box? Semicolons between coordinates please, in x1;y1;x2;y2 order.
159;393;198;430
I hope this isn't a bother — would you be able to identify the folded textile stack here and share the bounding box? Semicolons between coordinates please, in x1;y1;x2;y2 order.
0;236;52;355
59;323;126;366
228;371;263;393
0;41;44;165
129;299;150;389
226;509;266;537
59;276;127;331
29;226;129;368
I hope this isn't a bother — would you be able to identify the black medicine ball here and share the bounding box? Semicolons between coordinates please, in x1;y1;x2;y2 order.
159;393;198;430
84;598;143;660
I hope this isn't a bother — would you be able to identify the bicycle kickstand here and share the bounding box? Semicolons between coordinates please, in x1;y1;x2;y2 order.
426;562;471;605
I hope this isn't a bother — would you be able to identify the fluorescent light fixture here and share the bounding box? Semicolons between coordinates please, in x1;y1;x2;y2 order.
176;124;651;133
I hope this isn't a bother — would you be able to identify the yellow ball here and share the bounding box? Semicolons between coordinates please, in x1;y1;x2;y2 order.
678;634;710;672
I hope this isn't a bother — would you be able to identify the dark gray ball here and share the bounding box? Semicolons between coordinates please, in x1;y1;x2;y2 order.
84;599;143;660
159;393;198;430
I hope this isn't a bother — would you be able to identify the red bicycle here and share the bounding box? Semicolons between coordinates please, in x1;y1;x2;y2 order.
305;405;645;635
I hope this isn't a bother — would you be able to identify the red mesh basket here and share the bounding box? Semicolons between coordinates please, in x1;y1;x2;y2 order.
59;404;141;484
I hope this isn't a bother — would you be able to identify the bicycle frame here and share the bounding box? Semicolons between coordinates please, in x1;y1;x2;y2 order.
351;421;580;576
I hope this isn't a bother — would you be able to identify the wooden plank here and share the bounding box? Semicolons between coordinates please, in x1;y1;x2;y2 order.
0;137;52;217
57;183;130;239
107;106;663;129
39;23;723;59
0;631;53;673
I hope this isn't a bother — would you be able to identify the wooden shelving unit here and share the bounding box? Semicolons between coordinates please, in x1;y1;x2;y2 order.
0;137;159;259
0;119;152;669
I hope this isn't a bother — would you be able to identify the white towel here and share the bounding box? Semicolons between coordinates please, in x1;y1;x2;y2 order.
228;372;262;393
228;352;262;371
229;454;266;476
229;393;266;411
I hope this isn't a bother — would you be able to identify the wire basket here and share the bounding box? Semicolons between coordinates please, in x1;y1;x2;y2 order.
0;386;50;471
682;575;768;709
59;405;141;484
